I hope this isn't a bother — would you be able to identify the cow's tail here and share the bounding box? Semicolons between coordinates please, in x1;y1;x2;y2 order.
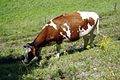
96;18;99;34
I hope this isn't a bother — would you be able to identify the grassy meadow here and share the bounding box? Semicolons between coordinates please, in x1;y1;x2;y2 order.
0;0;120;80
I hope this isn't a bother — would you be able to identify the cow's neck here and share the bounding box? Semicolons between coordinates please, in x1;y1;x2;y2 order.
32;28;47;48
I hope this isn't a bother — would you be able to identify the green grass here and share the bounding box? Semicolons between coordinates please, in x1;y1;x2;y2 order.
0;0;120;80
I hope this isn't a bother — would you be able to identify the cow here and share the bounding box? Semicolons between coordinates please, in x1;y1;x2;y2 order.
22;11;99;64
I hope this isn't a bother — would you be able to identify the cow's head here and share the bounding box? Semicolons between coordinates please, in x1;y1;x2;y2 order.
23;43;36;64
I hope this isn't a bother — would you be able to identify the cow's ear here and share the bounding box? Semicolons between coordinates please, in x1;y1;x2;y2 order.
24;43;31;48
23;43;29;48
23;45;26;48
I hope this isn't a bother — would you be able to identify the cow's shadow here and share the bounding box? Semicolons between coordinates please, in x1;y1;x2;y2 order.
45;45;90;61
60;45;87;56
0;55;38;80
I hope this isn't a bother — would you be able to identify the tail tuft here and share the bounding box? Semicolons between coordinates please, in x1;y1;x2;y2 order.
96;18;99;34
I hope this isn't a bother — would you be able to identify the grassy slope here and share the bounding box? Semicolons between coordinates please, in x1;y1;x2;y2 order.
0;0;120;80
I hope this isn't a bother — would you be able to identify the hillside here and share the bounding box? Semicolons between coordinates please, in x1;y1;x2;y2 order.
0;0;120;80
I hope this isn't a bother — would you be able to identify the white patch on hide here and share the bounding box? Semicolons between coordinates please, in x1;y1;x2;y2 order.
63;23;71;38
26;48;31;53
49;19;57;29
79;23;93;36
42;24;48;30
42;19;57;30
60;32;69;41
77;11;99;23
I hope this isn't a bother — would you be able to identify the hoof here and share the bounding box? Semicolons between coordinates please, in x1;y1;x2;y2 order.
36;61;42;67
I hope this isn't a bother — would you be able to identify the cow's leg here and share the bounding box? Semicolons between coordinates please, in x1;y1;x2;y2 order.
89;33;96;47
37;55;42;64
36;48;42;65
83;35;89;49
89;26;96;48
56;44;61;58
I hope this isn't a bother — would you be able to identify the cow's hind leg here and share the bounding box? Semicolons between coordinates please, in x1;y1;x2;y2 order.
89;33;96;48
89;29;96;48
83;35;89;49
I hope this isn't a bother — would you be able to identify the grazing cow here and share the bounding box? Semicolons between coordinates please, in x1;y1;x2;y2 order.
23;11;99;64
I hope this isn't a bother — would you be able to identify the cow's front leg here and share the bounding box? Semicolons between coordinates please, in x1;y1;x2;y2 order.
56;44;61;58
37;55;42;65
83;35;89;49
36;48;42;65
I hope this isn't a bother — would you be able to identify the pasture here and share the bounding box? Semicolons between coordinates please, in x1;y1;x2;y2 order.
0;0;120;80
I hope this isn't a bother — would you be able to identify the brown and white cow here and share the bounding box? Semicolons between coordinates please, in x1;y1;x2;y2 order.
23;11;99;64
